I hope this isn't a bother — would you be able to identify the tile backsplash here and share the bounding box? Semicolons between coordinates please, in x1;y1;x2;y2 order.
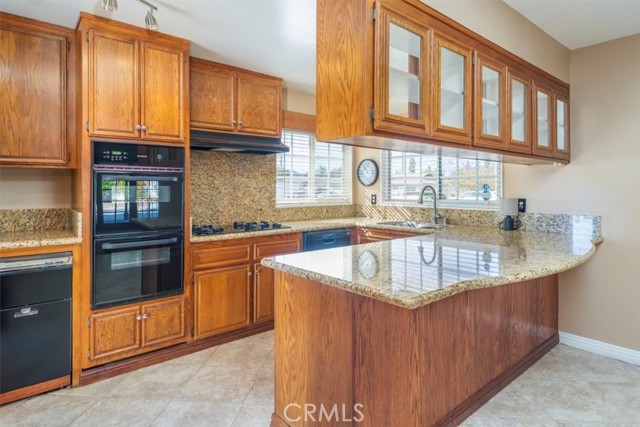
190;151;357;225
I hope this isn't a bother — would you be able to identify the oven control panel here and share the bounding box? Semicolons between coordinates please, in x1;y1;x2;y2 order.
93;141;184;167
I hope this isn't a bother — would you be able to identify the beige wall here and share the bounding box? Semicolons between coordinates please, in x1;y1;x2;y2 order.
505;34;640;351
0;168;72;209
422;0;570;82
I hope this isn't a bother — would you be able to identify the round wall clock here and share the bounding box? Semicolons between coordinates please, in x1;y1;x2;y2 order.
357;159;379;186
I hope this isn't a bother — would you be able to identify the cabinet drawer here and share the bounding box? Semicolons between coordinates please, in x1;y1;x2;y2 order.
192;243;252;269
254;237;301;260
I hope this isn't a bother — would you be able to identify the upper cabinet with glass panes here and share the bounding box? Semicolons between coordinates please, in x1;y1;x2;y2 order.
316;0;571;164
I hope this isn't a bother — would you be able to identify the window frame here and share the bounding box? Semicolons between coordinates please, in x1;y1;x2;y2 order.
276;128;353;208
380;150;503;210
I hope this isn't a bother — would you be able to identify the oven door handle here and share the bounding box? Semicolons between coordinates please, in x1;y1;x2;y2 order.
101;237;178;250
100;175;179;182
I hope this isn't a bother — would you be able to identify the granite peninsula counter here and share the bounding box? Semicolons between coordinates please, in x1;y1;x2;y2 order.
262;224;601;309
264;224;601;427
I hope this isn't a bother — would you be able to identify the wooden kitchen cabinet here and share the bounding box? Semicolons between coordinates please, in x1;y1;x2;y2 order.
506;70;533;154
0;13;75;167
190;58;282;137
193;265;252;339
473;54;507;149
373;2;430;136
191;233;301;335
432;32;473;144
355;227;420;244
88;295;186;366
316;0;571;164
252;235;302;323
81;14;188;144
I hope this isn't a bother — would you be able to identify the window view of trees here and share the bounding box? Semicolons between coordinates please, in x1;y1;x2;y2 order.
382;151;502;207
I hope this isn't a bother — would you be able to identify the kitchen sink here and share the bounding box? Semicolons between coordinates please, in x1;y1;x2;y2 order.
378;221;443;230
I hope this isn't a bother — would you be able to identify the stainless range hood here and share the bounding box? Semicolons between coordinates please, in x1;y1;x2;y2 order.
190;130;289;154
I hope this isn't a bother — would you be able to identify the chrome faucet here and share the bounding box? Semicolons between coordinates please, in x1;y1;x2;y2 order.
418;185;445;225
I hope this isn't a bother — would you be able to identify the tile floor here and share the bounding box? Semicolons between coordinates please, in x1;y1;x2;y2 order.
1;331;639;427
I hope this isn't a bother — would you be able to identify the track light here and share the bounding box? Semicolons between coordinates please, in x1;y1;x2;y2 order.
145;8;158;30
101;0;118;12
99;0;159;30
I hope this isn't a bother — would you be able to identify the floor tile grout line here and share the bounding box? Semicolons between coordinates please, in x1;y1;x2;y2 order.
144;398;177;427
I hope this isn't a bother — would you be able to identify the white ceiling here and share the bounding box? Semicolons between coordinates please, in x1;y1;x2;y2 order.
1;1;639;94
0;0;317;94
503;0;640;49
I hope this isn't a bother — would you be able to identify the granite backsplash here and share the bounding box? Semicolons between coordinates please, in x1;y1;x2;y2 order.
0;208;81;234
357;204;601;236
190;151;357;226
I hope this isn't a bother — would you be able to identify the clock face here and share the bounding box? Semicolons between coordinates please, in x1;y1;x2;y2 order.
357;159;379;186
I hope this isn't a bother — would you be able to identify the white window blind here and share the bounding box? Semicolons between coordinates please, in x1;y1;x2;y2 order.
381;151;502;209
276;130;352;206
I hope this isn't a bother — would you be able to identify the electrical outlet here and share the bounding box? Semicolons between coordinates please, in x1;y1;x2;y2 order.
518;198;526;213
371;194;377;205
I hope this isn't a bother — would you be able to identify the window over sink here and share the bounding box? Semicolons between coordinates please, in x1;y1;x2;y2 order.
276;129;353;207
381;151;502;209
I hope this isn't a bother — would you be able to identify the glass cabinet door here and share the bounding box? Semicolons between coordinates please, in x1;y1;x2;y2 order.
433;34;472;143
533;85;553;156
506;72;531;153
555;96;570;158
375;7;429;134
473;56;506;148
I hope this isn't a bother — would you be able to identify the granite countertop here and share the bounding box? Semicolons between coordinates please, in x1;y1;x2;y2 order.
0;210;83;250
189;217;437;242
0;230;82;250
262;224;602;309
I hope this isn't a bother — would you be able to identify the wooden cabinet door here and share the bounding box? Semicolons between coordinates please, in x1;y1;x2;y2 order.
88;29;140;139
374;3;430;136
432;33;473;144
190;67;236;132
532;82;554;158
356;228;418;244
141;297;186;348
554;95;570;161
90;305;140;363
193;265;252;339
473;54;507;149
140;42;185;143
506;70;532;154
236;76;282;136
253;263;275;323
0;23;69;166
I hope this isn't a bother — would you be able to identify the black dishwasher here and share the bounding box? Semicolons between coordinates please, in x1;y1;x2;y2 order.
0;252;72;394
302;229;352;252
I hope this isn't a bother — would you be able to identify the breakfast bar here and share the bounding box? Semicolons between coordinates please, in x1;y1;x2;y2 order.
262;225;600;427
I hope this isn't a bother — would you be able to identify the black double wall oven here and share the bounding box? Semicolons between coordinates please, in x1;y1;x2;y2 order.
92;141;185;310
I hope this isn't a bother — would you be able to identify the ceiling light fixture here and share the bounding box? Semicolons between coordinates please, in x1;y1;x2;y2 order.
100;0;159;30
137;0;159;30
101;0;118;12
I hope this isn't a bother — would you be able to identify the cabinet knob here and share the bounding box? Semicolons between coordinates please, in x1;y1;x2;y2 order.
238;121;243;127
142;313;149;320
232;120;237;126
136;314;143;321
248;271;253;277
255;267;261;274
141;125;148;132
136;124;142;131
